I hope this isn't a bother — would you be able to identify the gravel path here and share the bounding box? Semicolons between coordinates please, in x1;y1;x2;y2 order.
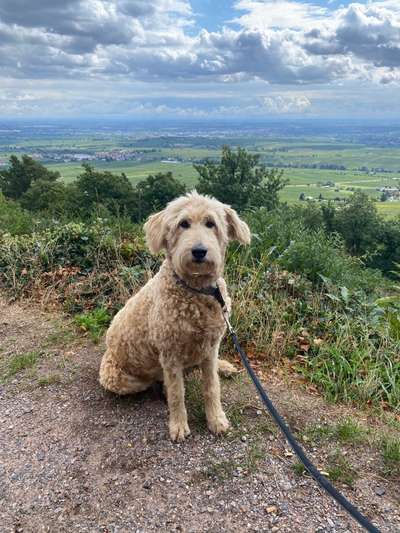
0;299;399;532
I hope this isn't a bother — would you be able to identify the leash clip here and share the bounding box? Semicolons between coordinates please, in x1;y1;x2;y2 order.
222;308;234;334
212;285;235;334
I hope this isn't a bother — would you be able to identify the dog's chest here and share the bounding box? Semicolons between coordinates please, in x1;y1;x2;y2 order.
151;294;226;359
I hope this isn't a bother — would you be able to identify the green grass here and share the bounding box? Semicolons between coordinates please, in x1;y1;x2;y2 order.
4;351;41;378
304;418;367;445
292;462;307;476
74;307;111;342
326;450;357;487
300;343;400;410
38;373;62;387
381;436;400;475
292;453;357;487
335;418;367;443
376;202;400;218
42;322;76;347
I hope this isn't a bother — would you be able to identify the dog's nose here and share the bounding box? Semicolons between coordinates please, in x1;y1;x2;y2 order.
192;246;207;261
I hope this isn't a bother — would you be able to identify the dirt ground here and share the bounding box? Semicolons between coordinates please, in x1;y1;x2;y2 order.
0;297;399;533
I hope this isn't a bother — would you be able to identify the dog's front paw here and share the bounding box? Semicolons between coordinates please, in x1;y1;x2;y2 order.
208;412;230;435
169;420;191;442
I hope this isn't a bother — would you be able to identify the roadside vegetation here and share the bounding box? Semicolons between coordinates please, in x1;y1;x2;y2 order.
1;148;399;413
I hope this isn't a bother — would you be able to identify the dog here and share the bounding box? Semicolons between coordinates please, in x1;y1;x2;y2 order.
99;191;251;441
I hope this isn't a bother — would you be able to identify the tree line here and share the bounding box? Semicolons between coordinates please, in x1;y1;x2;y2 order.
1;146;400;275
0;147;286;222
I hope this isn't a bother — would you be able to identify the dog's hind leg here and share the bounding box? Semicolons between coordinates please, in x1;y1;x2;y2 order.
99;350;151;395
218;359;237;377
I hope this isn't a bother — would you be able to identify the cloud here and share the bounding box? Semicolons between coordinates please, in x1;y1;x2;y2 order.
0;1;400;117
233;0;329;30
262;94;311;113
302;2;400;70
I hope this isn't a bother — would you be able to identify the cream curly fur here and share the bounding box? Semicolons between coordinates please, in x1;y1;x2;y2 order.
99;191;251;442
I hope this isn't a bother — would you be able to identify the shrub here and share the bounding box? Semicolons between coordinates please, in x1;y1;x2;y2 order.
0;193;35;236
0;219;159;309
244;207;383;292
1;204;398;412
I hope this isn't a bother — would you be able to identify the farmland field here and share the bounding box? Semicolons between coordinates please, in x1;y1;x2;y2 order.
1;119;400;216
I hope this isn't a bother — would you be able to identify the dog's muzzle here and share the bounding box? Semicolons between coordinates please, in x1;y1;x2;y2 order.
191;245;207;263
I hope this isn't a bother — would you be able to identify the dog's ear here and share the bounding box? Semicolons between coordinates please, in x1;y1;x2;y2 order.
144;210;167;254
224;206;251;245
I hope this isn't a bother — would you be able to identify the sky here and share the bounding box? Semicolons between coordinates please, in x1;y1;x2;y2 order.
0;0;400;119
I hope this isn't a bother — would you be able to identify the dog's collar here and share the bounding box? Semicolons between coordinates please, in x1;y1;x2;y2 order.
172;270;226;309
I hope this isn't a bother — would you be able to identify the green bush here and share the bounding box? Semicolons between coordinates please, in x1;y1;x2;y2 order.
0;219;159;308
244;207;383;291
0;193;35;236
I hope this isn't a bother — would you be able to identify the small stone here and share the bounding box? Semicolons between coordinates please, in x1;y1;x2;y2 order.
143;479;152;490
37;450;45;461
241;435;247;442
375;487;386;497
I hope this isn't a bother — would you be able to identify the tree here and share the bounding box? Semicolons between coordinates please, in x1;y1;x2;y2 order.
331;191;381;256
194;145;288;212
20;179;69;215
75;164;135;217
299;192;305;201
380;192;389;202
369;218;400;274
132;172;186;221
0;155;60;200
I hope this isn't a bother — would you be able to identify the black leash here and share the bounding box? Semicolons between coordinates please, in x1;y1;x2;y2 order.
204;282;380;533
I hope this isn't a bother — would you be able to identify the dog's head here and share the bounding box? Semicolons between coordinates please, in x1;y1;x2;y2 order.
144;191;250;283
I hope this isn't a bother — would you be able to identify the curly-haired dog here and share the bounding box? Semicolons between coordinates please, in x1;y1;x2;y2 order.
99;191;251;441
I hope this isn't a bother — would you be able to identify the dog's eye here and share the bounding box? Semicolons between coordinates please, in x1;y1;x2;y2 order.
205;220;215;229
179;220;190;229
